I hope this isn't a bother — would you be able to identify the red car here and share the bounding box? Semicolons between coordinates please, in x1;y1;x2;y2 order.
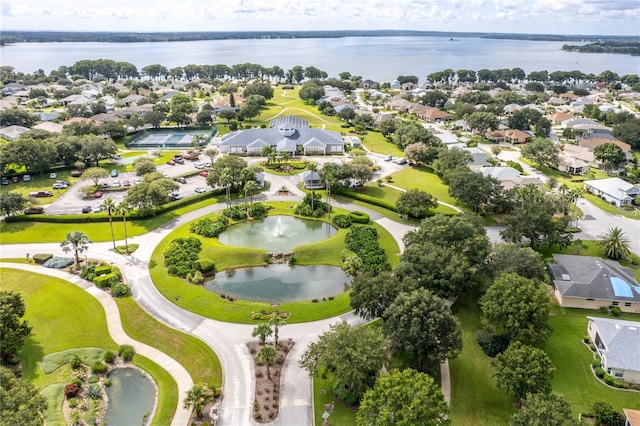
167;160;176;166
122;180;131;187
94;191;103;198
198;171;209;177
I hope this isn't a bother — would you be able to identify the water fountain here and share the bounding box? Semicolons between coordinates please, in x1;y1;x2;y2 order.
273;217;285;237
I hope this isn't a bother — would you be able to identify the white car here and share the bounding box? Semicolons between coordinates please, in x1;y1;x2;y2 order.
92;205;102;213
194;163;206;169
169;192;183;200
112;180;121;187
195;187;207;193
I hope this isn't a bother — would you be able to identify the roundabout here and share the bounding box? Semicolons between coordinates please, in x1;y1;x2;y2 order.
1;173;414;425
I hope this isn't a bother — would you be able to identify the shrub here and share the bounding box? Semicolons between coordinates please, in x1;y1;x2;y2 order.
332;214;352;228
118;344;135;361
110;282;132;297
86;384;102;400
599;306;609;314
345;226;391;273
70;354;83;369
87;375;99;384
294;192;330;217
332;380;360;406
103;350;115;364
94;265;112;276
592;358;601;368
595;367;605;378
94;272;119;289
164;237;202;278
609;306;621;317
188;270;204;285
248;202;268;218
603;374;614;385
91;362;108;374
475;330;510;357
583;335;591;343
43;257;75;268
68;397;79;408
190;217;227;238
33;253;53;264
223;204;246;220
64;383;79;398
198;259;216;274
349;211;370;224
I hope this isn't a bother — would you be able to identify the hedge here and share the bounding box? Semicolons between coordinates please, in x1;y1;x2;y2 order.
33;253;53;264
5;187;225;224
94;265;112;276
334;188;397;212
349;211;370;224
94;272;119;289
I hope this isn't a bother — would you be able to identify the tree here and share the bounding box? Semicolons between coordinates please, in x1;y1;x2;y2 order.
116;201;132;254
486;244;546;281
300;321;390;402
184;383;214;418
592;401;625;426
207;155;250;191
1;137;57;176
243;82;274;100
133;157;157;176
258;345;277;379
60;230;92;265
102;198;117;250
126;173;178;211
481;273;551;345
493;342;555;402
99;122;126;139
432;147;472;184
396;189;438;219
378;119;396;137
0;292;31;364
298;83;324;102
338;107;356;123
84;167;109;188
356;369;449;426
143;110;166;128
350;271;414;320
383;288;463;371
593;143;626;174
392;122;441;150
252;323;272;345
510;393;576;426
0;107;39;127
204;147;219;165
0;367;47;424
467;111;499;136
598;227;631;260
521;137;559;169
269;315;286;349
243;180;258;207
78;136;118;167
613;119;640;150
0;192;28;217
449;169;504;214
217;109;236;123
404;142;436;165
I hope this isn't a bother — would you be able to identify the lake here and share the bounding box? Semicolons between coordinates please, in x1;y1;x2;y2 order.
2;36;638;81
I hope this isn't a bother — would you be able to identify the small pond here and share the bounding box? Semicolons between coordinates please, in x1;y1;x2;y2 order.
104;368;156;426
217;215;336;252
204;264;351;303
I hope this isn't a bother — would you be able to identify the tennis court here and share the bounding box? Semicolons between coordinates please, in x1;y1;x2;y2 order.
127;129;216;149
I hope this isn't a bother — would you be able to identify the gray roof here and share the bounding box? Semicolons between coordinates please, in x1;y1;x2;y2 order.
269;115;309;129
0;125;30;140
475;166;521;181
301;171;320;180
549;254;640;302
584;178;640;199
588;316;640;372
221;127;343;149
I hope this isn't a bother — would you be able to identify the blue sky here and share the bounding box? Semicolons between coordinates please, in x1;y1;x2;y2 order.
2;0;639;35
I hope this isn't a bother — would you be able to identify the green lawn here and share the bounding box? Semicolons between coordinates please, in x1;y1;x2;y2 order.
545;307;640;415
313;369;357;426
149;205;400;323
387;166;460;206
1;268;178;425
0;170;82;204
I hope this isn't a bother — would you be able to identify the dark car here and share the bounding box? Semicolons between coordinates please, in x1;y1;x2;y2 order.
1;177;8;185
82;206;92;214
29;191;54;197
175;177;187;184
24;206;44;215
94;191;103;198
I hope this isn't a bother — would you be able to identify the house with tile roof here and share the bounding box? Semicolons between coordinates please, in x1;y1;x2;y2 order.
558;144;593;175
548;254;640;313
624;408;640;426
587;317;640;384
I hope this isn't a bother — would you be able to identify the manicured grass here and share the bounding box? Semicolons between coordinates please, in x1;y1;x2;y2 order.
312;368;357;426
359;183;459;216
2;268;178;425
360;131;405;157
386;166;460;206
149;205;400;323
545;307;640;416
583;193;640;220
449;289;513;426
0;194;222;244
115;296;222;386
0;169;81;203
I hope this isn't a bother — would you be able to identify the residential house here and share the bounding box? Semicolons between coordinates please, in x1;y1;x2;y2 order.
624;409;640;426
301;170;324;189
587;317;640;384
32;122;64;133
557;144;593;175
0;125;30;140
584;177;640;207
360;80;377;89
474;166;543;190
548;254;640;313
486;129;532;144
420;109;453;122
550;112;574;124
464;147;492;168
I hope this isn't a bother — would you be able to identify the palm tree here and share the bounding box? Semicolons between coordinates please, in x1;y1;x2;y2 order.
324;170;334;219
598;227;631;260
184;383;214;418
567;188;583;228
192;134;207;149
244;180;258;207
102;198;117;250
220;167;233;210
252;323;272;346
258;345;277;379
269;315;286;349
60;231;92;265
116;201;131;254
558;183;570;215
308;162;318;212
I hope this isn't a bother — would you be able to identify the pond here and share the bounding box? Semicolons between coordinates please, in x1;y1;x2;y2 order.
204;264;351;303
217;215;336;252
104;368;156;426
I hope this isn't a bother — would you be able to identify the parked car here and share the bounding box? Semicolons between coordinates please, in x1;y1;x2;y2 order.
23;175;31;182
166;160;176;166
383;155;393;162
393;157;407;165
169;192;183;201
174;158;185;164
29;191;53;197
112;180;121;188
94;191;103;198
11;176;19;183
1;177;9;185
194;163;206;169
198;171;209;177
175;177;187;184
134;177;142;184
110;169;118;177
24;206;44;215
52;182;67;190
100;183;110;189
202;162;212;168
49;172;57;179
122;180;131;187
82;206;92;214
92;205;102;213
195;187;207;193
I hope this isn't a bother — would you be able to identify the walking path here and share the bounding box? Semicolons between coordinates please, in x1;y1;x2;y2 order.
1;262;194;426
1;172;457;425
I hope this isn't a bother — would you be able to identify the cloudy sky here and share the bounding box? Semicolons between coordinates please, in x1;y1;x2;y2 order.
2;0;639;35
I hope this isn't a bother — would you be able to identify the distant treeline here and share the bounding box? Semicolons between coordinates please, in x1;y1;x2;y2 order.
562;41;640;56
1;30;639;45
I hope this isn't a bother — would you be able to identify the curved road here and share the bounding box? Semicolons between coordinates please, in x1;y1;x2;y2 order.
0;174;417;426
